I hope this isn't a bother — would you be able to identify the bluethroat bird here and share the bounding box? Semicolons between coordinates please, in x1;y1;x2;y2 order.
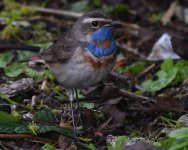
33;11;120;139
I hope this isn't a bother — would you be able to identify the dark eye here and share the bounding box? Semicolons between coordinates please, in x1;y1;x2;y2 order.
91;21;99;27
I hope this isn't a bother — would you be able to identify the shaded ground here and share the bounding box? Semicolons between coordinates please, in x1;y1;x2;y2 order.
0;0;188;149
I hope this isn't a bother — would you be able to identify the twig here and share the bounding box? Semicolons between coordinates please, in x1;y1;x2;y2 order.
119;88;156;103
121;22;140;30
27;6;83;18
0;134;56;144
136;64;156;79
28;15;73;28
97;117;113;131
128;107;149;111
41;77;49;91
0;44;40;52
116;42;146;59
31;95;37;106
161;1;178;26
110;71;130;82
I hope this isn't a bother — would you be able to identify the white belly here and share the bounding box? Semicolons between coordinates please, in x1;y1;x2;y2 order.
50;54;114;88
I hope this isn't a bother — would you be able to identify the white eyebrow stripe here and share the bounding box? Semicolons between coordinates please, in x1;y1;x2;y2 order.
82;17;112;23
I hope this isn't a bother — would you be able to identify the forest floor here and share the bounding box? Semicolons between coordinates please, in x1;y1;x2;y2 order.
0;0;188;150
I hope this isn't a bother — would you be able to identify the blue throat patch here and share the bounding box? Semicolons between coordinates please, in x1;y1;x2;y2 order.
86;26;116;58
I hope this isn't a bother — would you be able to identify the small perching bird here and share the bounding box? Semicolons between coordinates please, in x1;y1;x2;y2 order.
33;11;120;139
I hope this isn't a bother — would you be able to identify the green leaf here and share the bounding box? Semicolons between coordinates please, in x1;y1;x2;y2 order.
114;136;127;150
179;66;188;80
80;102;95;109
88;143;96;150
33;108;55;123
25;67;43;80
175;60;188;68
161;58;174;72
0;52;14;68
14;125;31;133
0;123;20;133
107;135;127;150
1;24;21;39
26;67;55;80
169;138;188;150
4;62;54;80
0;111;72;135
0;111;20;124
155;138;175;149
48;126;73;135
5;63;26;77
0;122;31;134
41;144;56;150
142;68;178;92
142;59;188;92
17;51;33;61
174;66;188;84
175;60;188;81
37;124;73;136
42;70;56;81
0;111;30;134
125;61;145;75
169;128;188;139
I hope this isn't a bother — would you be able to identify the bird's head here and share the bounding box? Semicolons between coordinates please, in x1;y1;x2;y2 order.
71;11;121;58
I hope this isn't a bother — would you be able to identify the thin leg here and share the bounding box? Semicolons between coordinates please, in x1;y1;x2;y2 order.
68;89;77;140
75;89;82;125
75;89;80;109
45;91;57;102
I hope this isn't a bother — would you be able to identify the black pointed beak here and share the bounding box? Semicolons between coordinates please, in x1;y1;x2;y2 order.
111;21;122;27
106;21;122;28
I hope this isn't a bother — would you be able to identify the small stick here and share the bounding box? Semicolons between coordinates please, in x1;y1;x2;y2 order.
110;71;129;82
136;64;156;79
121;22;140;29
27;6;83;18
161;1;178;26
119;88;156;103
31;95;37;106
41;76;49;92
116;42;146;59
0;44;40;52
97;117;113;131
0;134;56;144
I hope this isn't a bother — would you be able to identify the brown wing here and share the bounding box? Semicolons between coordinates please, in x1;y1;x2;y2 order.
40;32;76;63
